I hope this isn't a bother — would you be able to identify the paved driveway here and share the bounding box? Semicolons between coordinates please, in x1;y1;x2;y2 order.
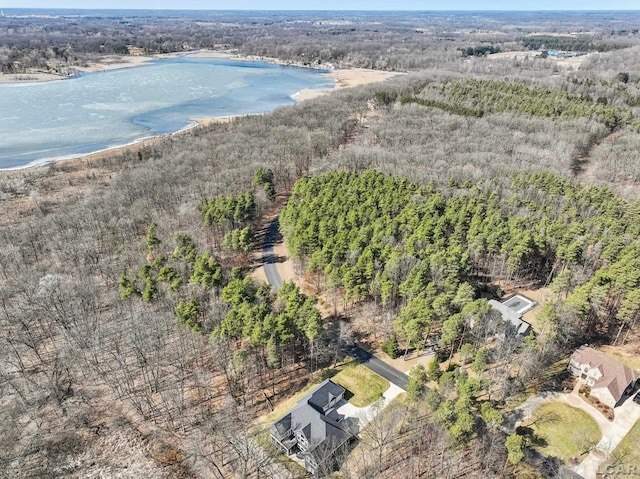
344;345;409;390
261;217;409;391
337;383;405;430
509;388;640;479
568;392;640;479
262;217;282;291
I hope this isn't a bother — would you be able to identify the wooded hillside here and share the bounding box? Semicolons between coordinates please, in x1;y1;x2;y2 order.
2;10;640;479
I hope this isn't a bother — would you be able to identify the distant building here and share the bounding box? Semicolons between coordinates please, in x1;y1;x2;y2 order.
270;379;357;477
569;346;639;408
488;293;536;336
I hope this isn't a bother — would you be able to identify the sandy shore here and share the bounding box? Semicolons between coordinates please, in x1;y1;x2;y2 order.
293;68;402;101
0;72;73;84
0;53;172;84
74;54;158;73
0;51;187;84
190;114;261;127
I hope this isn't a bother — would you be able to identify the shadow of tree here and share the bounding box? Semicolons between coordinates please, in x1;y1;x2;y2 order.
262;253;287;265
516;425;548;448
318;368;340;381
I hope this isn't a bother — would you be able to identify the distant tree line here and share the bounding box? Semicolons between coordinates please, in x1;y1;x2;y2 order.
1;10;640;75
458;45;501;57
519;34;623;52
405;78;631;130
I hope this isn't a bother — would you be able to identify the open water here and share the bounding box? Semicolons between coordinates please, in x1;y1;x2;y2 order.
0;56;333;169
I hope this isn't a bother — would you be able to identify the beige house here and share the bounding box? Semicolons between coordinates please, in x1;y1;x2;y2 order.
569;346;639;408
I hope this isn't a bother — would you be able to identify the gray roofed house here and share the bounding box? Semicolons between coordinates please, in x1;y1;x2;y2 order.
308;379;346;413
488;297;533;336
270;379;356;477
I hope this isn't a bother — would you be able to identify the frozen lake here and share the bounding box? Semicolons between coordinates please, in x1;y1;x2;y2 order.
0;56;333;169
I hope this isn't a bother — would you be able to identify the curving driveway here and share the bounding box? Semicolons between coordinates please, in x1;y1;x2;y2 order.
261;216;408;391
568;391;640;479
508;386;640;479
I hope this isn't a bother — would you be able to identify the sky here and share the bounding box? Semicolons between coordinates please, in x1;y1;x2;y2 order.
2;1;639;10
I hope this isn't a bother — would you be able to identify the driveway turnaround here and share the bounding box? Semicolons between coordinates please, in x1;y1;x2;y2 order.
567;392;640;479
337;383;405;429
508;388;640;479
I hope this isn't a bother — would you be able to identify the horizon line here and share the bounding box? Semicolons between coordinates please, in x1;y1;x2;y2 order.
4;7;640;12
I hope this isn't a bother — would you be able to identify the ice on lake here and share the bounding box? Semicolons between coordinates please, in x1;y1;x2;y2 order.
0;56;333;169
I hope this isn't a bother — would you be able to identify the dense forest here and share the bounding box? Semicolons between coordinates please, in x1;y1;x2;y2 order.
2;8;640;479
280;169;640;354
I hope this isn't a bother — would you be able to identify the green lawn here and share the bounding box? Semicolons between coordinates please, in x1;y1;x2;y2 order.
609;418;640;475
331;363;390;407
525;402;601;463
260;361;389;425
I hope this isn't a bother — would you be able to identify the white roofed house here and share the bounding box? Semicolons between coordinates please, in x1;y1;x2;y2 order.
568;346;639;408
487;294;536;336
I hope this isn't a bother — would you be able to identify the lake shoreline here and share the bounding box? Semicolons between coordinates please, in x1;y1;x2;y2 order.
0;49;329;85
1;53;336;170
1;53;400;172
0;49;401;87
1;113;259;172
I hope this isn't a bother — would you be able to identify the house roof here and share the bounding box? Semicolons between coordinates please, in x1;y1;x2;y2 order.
272;379;350;453
488;299;531;335
502;294;536;315
308;379;346;412
291;403;349;451
571;346;639;403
